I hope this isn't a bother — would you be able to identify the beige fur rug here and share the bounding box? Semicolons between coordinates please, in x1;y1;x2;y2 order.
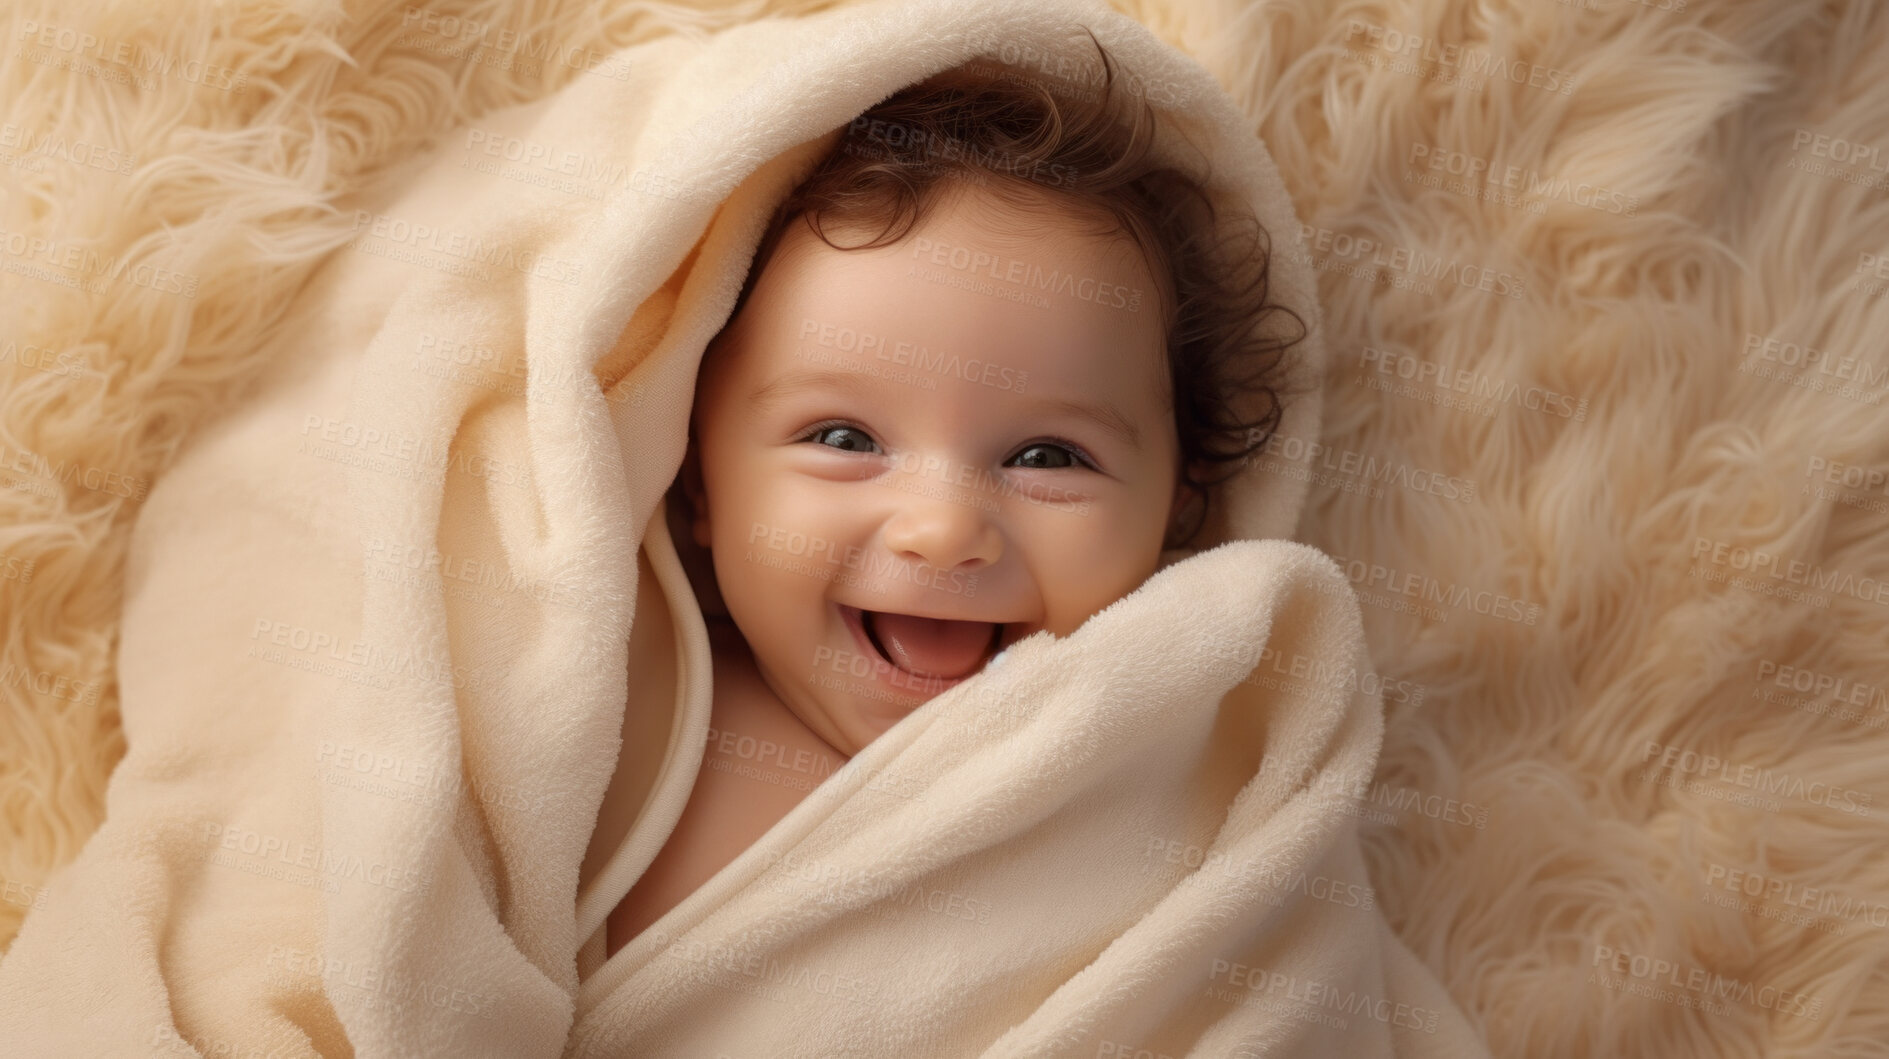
4;0;1885;1054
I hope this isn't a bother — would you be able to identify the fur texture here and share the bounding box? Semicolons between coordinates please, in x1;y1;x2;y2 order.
2;0;1884;1054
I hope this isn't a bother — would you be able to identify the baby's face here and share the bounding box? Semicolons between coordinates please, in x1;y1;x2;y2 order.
682;181;1185;757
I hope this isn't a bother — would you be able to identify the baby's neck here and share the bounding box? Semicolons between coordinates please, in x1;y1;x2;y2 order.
705;615;850;764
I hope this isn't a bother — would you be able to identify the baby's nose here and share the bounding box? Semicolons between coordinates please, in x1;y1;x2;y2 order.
877;489;1004;573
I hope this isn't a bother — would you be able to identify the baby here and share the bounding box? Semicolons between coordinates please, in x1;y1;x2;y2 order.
602;38;1307;956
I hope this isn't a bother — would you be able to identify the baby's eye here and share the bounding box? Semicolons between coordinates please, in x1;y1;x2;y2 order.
1011;442;1086;470
805;424;878;453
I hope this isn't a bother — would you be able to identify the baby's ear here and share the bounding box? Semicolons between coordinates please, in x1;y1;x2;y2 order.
1163;473;1204;550
678;445;711;549
664;461;729;620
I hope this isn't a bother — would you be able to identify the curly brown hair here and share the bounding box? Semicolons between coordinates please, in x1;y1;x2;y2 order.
698;28;1309;551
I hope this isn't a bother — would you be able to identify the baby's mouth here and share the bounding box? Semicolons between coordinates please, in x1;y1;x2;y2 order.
841;605;1006;680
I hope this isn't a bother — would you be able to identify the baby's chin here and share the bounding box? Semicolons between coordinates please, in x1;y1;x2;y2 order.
762;658;983;761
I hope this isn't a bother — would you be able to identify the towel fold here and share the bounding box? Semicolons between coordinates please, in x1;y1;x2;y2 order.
573;526;1490;1059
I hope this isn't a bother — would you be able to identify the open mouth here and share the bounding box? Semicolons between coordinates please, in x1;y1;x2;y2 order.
837;604;1007;688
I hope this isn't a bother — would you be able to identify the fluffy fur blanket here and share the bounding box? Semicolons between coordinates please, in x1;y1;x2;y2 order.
2;0;1885;1055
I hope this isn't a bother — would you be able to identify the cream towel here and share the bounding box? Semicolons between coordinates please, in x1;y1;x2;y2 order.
0;0;1489;1055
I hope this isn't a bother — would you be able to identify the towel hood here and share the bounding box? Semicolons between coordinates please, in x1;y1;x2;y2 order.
578;0;1326;972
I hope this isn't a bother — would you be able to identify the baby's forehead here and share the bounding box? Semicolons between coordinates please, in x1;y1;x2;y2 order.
695;179;1173;410
751;204;1160;342
774;241;1153;343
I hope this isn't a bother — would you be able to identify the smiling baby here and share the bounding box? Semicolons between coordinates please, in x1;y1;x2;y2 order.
602;35;1309;956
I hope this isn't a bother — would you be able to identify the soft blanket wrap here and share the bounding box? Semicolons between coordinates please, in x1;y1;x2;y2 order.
0;0;1489;1055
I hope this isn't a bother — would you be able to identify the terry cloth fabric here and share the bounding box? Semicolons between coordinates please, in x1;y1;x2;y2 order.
0;0;1490;1055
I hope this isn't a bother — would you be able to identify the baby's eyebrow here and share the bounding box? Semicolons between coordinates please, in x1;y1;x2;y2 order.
750;367;1142;450
1032;394;1142;450
749;367;877;414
